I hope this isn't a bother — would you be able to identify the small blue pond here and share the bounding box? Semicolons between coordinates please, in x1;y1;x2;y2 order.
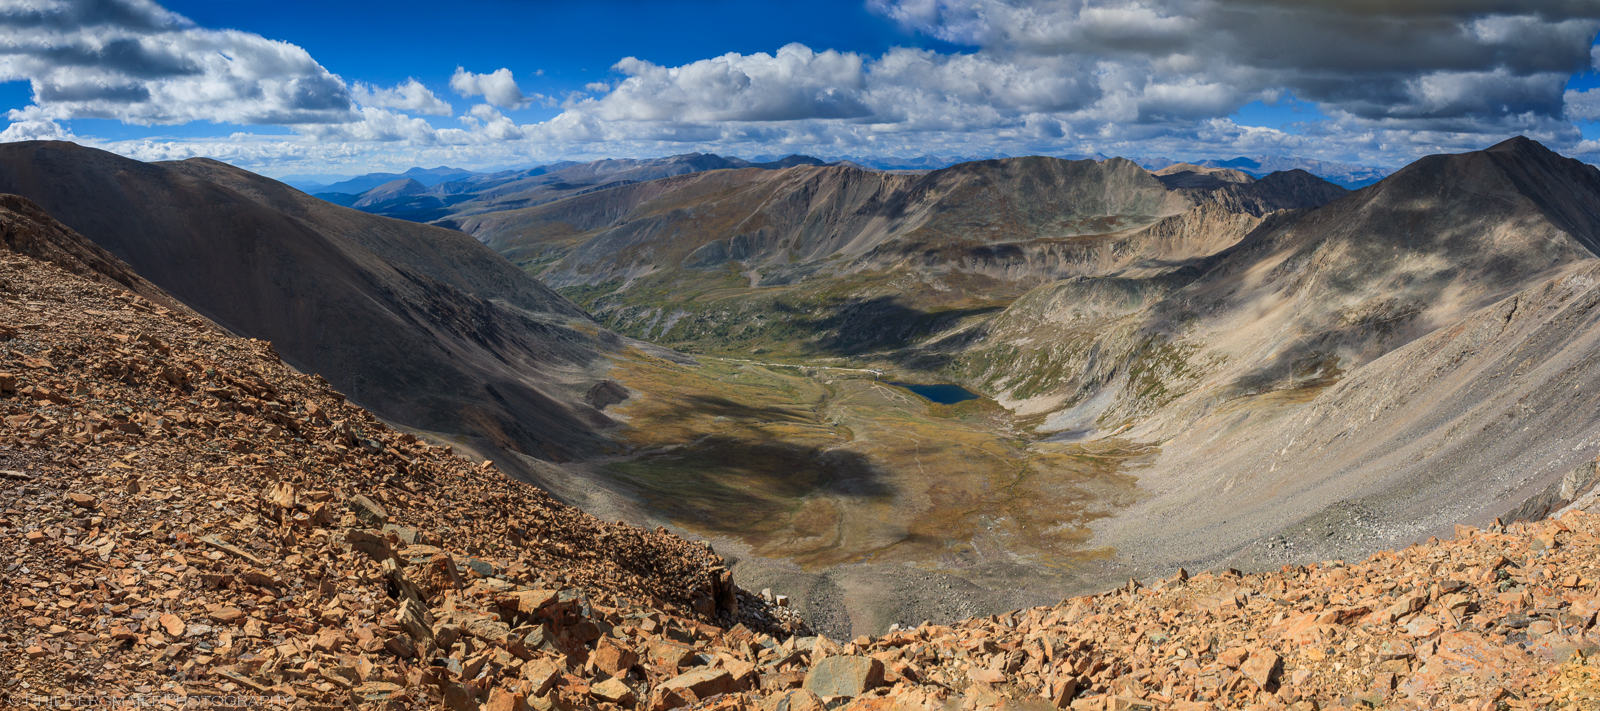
889;382;980;404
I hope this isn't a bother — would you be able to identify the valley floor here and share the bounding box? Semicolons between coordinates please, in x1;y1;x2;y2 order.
535;348;1165;637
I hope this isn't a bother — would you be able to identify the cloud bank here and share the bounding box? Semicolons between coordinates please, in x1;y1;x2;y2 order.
543;0;1600;161
0;0;354;125
2;0;1599;174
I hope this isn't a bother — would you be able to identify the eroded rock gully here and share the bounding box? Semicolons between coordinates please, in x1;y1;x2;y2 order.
1;206;1598;710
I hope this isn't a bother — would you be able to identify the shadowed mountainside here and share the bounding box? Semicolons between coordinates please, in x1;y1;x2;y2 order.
0;140;624;464
0;193;190;312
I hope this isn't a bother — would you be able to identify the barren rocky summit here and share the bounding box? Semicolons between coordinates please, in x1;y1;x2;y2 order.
2;190;1599;711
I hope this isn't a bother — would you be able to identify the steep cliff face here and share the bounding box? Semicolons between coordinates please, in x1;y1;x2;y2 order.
0;141;621;463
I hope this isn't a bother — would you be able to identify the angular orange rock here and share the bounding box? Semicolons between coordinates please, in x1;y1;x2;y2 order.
1240;649;1280;690
592;636;639;676
158;612;185;637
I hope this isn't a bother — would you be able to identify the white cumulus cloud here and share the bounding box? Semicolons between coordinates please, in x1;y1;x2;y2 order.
0;0;355;126
351;79;452;116
1567;88;1600;123
460;104;524;140
585;44;869;122
295;107;444;143
0;105;75;141
450;67;528;109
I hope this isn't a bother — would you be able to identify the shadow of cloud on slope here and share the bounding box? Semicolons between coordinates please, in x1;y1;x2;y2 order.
770;295;1004;370
1160;196;1569;403
668;394;818;425
605;434;893;535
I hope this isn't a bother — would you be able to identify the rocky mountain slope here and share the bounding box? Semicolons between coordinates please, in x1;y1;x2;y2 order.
0;140;623;470
2;194;1596;710
461;156;1344;359
0;198;782;706
429;136;1600;643
938;137;1600;574
966;138;1600;423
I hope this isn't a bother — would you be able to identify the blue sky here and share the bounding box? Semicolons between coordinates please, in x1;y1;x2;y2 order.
3;1;1599;176
127;0;959;141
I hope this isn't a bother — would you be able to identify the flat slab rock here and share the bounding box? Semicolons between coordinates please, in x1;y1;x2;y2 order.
803;655;885;697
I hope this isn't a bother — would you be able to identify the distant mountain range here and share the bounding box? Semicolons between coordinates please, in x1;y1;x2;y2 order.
1130;155;1392;188
306;153;848;224
833;153;1393;188
285;165;477;194
296;151;1394;230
